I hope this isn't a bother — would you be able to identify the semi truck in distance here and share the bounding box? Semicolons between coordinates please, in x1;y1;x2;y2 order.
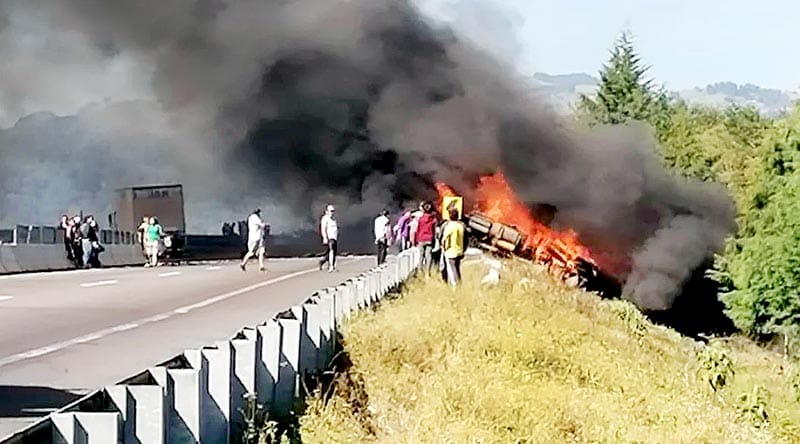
113;184;186;235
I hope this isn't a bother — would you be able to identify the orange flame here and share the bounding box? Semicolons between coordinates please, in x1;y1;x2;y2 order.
435;173;594;275
434;182;455;198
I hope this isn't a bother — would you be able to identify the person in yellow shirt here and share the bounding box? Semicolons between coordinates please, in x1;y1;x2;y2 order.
441;208;465;286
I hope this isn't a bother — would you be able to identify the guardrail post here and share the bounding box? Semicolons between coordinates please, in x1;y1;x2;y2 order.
201;341;233;443
52;412;120;443
393;260;401;288
256;320;281;407
275;314;301;417
299;302;323;374
380;266;388;296
231;330;257;440
355;277;367;308
166;366;203;442
318;292;335;367
331;286;344;327
107;383;166;444
366;272;374;304
370;272;379;304
130;386;166;444
106;386;133;442
343;281;355;318
52;412;76;443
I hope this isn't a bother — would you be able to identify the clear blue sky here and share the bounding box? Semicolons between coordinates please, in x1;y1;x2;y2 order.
420;0;800;91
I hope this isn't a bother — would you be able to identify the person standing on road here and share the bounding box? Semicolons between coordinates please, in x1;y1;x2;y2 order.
394;210;412;251
441;208;466;287
137;216;150;257
80;215;101;268
70;215;84;268
59;215;74;262
145;216;164;267
240;208;267;272
408;207;422;248
374;209;391;265
415;202;438;274
319;205;339;272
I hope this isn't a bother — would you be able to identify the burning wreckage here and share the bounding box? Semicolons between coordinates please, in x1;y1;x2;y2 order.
436;174;622;296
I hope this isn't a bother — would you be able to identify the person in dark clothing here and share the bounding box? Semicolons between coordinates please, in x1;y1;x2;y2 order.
70;215;84;268
59;215;74;261
80;215;102;268
238;220;247;240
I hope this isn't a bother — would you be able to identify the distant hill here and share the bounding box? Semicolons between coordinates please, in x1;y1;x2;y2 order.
532;72;799;116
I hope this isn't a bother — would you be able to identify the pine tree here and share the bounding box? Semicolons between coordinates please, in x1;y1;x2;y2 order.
578;32;670;129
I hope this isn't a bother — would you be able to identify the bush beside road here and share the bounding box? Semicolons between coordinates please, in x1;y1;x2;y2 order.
299;261;800;443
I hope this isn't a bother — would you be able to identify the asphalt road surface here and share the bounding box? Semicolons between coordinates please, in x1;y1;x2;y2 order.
0;256;375;438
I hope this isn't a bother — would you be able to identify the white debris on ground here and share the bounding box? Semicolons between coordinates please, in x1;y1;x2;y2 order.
481;257;503;286
465;247;483;256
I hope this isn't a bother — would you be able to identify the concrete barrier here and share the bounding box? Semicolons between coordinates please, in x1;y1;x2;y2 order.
0;223;142;275
0;248;422;444
0;244;144;274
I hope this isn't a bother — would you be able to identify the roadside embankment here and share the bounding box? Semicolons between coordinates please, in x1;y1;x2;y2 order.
299;259;800;443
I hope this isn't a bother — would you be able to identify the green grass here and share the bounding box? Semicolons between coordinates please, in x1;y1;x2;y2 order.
299;259;800;443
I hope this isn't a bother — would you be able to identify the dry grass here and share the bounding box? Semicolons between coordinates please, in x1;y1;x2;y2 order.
299;259;800;443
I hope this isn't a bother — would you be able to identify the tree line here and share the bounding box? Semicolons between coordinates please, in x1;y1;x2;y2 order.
577;32;800;347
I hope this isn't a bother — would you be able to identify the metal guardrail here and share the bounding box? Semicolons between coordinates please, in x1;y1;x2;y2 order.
0;248;421;444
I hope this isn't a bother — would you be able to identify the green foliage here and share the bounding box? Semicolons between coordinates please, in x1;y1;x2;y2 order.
713;106;800;338
580;31;800;342
697;339;736;393
577;32;671;134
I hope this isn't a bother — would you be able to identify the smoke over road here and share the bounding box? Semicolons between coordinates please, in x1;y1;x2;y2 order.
0;0;735;310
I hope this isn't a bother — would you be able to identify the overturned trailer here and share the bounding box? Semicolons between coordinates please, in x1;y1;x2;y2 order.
463;212;621;296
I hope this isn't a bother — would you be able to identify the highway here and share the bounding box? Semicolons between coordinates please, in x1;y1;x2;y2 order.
0;256;375;438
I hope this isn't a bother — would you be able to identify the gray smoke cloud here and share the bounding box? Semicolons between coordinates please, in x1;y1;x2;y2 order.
0;0;735;310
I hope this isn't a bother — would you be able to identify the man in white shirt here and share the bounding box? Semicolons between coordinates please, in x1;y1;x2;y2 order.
319;205;339;272
240;208;267;272
374;209;391;265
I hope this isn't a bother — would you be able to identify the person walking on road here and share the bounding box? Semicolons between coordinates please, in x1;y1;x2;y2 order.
374;209;391;265
145;217;164;267
240;208;267;272
319;205;339;272
441;208;466;287
415;202;438;274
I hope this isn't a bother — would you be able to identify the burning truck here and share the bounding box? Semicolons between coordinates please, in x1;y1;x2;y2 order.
436;174;621;296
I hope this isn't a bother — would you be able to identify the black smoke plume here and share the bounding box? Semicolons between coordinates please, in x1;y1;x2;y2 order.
0;0;735;310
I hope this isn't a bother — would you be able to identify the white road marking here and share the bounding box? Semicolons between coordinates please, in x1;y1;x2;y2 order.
159;271;181;278
20;407;59;414
171;266;325;314
205;266;221;271
0;296;13;302
80;280;118;288
2;268;97;280
0;258;364;368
